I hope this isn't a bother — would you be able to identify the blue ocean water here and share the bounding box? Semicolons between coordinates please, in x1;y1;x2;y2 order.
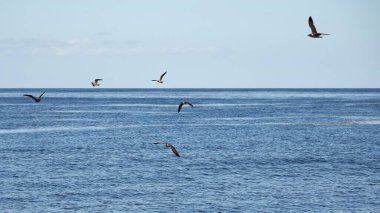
0;88;379;212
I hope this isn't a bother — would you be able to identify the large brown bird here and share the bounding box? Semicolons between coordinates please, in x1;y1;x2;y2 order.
165;143;180;157
308;16;329;38
178;101;193;113
23;92;45;102
154;142;180;157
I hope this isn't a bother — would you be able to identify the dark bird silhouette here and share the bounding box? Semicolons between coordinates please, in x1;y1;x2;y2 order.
165;143;180;157
154;142;180;157
178;101;193;113
24;92;45;102
308;16;329;38
91;79;102;87
152;71;167;84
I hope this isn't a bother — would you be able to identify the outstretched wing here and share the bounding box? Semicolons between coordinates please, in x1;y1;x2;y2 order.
159;71;167;81
24;94;38;102
178;102;184;113
184;101;193;107
169;145;180;157
39;91;45;98
95;79;102;83
308;16;318;34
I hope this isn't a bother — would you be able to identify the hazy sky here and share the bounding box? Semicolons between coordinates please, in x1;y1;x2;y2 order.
0;0;379;88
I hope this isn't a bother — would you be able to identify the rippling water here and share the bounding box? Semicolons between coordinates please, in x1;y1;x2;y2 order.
0;89;379;212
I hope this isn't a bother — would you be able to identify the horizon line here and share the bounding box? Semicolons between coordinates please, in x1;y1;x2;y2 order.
0;87;379;89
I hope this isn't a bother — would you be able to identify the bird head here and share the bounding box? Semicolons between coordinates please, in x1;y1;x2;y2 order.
307;34;312;37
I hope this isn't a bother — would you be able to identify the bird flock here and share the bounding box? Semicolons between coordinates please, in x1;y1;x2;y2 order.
23;16;328;157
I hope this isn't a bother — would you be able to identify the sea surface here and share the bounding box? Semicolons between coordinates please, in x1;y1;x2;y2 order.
0;88;379;212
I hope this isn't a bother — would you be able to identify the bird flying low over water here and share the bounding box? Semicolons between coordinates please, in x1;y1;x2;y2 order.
165;143;180;157
154;142;180;157
24;92;45;102
152;71;167;84
308;16;329;38
178;101;193;113
91;79;102;87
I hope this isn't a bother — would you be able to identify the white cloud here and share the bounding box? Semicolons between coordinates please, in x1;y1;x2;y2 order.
0;37;222;56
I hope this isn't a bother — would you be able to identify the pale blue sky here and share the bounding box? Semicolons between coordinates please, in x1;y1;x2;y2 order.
0;0;379;88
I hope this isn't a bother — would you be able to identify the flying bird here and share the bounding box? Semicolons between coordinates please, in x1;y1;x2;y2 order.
24;92;45;102
178;101;193;113
91;79;102;87
308;16;330;38
165;143;180;157
154;142;180;157
152;71;167;84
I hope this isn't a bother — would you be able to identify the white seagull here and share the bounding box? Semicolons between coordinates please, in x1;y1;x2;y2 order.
152;71;167;84
178;101;193;113
308;16;330;38
91;79;102;87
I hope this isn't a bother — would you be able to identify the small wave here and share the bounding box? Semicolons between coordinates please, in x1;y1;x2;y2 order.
0;124;176;134
256;121;362;126
0;103;35;106
336;116;380;125
0;126;113;134
49;110;170;115
1;118;378;135
50;110;123;113
0;123;251;134
51;118;96;122
205;116;302;121
261;120;380;126
50;110;137;113
354;120;380;125
264;157;328;166
96;104;174;107
52;104;174;108
196;103;277;107
205;117;260;121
